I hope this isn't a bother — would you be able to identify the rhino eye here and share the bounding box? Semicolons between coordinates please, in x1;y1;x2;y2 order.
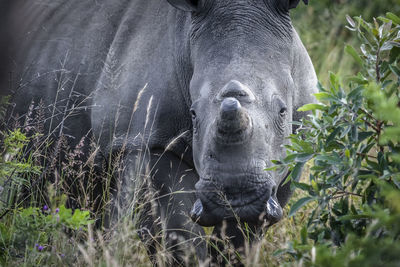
190;109;197;120
190;109;199;135
279;107;287;116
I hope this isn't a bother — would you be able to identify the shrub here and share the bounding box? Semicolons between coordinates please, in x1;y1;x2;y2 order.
273;13;400;266
0;204;93;265
0;128;94;265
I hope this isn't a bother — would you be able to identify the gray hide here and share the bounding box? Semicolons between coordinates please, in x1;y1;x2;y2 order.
4;0;317;265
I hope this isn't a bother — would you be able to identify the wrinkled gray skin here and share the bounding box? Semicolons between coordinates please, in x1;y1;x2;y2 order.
4;0;317;264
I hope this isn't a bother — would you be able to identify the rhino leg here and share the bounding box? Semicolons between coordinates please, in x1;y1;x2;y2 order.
151;149;207;265
114;148;207;265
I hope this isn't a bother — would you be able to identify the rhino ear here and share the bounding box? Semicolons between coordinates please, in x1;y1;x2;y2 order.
167;0;199;12
289;0;309;9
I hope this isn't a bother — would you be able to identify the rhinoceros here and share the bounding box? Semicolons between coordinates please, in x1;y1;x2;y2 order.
3;0;317;265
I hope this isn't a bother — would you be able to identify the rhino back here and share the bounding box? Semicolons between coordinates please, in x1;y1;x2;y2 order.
9;0;191;151
0;1;13;97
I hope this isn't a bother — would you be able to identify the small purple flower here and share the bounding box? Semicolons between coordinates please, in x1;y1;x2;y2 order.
37;245;44;252
61;254;65;258
43;205;49;211
55;208;60;213
35;243;39;248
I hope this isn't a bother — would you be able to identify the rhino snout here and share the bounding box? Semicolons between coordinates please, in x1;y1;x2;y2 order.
191;177;282;226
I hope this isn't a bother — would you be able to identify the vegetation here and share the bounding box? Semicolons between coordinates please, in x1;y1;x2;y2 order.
273;11;400;267
292;0;400;84
0;1;399;266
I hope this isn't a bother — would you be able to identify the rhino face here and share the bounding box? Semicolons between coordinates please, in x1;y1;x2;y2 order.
168;0;310;226
189;69;292;226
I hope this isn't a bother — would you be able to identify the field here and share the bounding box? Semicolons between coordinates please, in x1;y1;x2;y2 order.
1;1;400;266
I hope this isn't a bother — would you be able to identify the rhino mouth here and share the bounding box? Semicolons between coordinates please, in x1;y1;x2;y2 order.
191;173;283;226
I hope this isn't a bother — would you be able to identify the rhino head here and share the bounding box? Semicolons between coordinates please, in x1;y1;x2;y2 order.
168;0;316;227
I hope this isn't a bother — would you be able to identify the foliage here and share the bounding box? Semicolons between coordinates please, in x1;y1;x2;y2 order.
0;127;95;265
291;0;400;84
0;80;153;265
273;13;400;266
0;129;42;214
0;204;93;265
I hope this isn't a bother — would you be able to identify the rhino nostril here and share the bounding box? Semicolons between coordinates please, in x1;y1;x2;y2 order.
221;89;247;98
271;186;277;196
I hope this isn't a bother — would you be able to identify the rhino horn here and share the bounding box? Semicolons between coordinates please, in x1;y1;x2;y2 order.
216;97;251;139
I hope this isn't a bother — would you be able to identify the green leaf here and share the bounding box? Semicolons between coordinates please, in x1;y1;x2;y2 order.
314;92;334;101
291;180;312;192
347;86;364;101
348;76;369;85
381;41;394;51
326;127;342;144
345;45;363;66
290;138;315;154
315;155;342;165
377;16;392;24
283;153;314;164
300;226;308;245
290;162;305;181
339;125;352;139
282;153;299;164
289;197;315;217
389;64;400;78
311;180;319;191
329;72;340;93
294;153;314;163
358;131;375;142
386;12;400;25
350;124;359;142
389;46;400;63
297;104;326;112
346;15;356;28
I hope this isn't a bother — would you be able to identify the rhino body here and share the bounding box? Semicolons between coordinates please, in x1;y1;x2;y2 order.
2;0;317;264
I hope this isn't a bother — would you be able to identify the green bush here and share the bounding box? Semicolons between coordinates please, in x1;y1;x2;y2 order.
273;13;400;266
0;129;94;266
0;204;93;265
